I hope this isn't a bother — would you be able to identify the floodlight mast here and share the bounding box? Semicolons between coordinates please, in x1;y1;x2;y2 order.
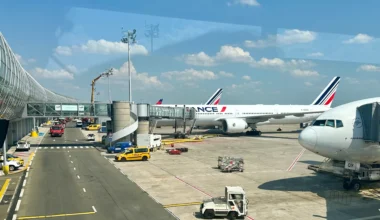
121;28;137;103
145;22;159;53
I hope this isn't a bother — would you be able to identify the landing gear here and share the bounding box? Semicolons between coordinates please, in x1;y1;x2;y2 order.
342;177;361;191
277;128;282;131
246;129;261;136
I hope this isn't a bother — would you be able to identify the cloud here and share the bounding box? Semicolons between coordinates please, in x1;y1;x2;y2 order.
181;45;252;66
109;62;165;89
357;64;380;72
307;52;324;57
66;65;78;73
55;46;72;56
244;29;316;48
219;71;234;77
32;67;74;80
55;39;148;56
215;45;253;63
14;54;37;65
229;80;262;92
291;69;319;77
345;77;360;84
183;52;216;66
227;0;260;6
343;33;373;44
162;69;217;81
304;82;313;86
242;75;251;80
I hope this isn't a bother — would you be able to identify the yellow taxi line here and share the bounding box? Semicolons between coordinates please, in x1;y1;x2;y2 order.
0;178;11;201
17;211;96;219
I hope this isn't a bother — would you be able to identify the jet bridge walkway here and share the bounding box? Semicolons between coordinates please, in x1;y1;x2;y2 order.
24;102;196;144
357;102;380;142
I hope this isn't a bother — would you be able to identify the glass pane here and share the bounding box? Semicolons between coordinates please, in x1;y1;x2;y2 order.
313;120;326;126
336;120;344;128
326;120;335;127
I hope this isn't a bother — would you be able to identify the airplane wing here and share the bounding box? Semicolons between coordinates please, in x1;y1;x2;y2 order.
214;110;325;122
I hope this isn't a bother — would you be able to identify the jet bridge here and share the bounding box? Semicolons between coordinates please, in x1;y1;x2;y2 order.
357;102;380;142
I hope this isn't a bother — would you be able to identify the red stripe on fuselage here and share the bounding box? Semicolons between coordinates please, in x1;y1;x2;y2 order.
214;99;220;105
221;106;227;112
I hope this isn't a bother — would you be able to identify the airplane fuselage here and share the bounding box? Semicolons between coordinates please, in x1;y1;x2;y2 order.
153;104;329;128
299;97;380;164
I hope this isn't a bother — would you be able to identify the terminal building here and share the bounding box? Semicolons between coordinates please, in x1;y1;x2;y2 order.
0;32;196;148
0;32;77;146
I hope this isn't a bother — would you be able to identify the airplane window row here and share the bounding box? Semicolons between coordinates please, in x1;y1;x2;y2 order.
312;119;344;128
243;113;272;115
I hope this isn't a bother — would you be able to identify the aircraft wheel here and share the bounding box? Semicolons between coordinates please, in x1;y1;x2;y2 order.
352;181;361;191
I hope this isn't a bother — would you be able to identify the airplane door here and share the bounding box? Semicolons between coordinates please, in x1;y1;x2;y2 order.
235;109;240;117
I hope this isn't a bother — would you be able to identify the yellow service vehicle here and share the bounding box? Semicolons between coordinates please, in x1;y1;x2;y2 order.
114;147;150;161
86;124;100;131
0;154;24;166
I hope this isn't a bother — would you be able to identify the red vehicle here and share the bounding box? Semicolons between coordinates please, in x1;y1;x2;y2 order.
50;126;64;137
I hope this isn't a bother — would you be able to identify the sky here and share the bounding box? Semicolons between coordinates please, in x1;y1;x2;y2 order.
1;0;380;107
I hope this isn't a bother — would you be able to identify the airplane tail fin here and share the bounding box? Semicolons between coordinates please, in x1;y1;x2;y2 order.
156;99;163;105
310;76;341;108
205;88;223;105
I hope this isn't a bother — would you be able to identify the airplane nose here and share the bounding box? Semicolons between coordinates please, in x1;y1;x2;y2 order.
298;127;317;151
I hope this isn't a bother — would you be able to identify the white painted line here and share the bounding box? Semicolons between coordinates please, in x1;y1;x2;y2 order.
69;155;71;157
22;180;26;187
12;214;17;220
80;146;83;149
63;147;66;149
20;189;24;198
69;147;72;149
91;146;94;148
83;188;86;192
74;167;76;171
77;175;80;179
85;146;89;149
50;147;53;149
74;146;78;149
25;172;29;178
27;167;30;172
92;206;97;213
38;147;41;149
120;171;125;175
71;161;73;163
15;200;21;211
29;161;32;166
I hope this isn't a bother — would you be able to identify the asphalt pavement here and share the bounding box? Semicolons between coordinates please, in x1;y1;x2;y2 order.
16;122;176;220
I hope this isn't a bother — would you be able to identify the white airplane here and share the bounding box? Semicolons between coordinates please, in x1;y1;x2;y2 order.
155;76;341;136
298;97;380;191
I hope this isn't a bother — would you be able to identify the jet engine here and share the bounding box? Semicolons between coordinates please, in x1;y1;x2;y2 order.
221;118;248;133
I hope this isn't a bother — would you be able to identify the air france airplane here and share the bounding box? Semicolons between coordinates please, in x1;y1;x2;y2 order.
156;77;340;136
298;97;380;191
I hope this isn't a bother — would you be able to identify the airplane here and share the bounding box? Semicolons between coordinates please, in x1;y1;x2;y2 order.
155;76;341;136
155;88;223;106
298;97;380;191
156;99;163;105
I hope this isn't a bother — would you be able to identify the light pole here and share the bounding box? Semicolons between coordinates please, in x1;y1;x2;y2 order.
121;29;137;103
102;68;113;104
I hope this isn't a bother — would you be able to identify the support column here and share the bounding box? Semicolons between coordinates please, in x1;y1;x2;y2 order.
112;101;131;143
0;120;10;175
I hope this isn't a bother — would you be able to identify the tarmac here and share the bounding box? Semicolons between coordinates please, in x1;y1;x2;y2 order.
12;122;176;220
102;124;380;220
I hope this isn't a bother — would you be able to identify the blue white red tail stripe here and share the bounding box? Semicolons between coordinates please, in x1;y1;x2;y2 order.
311;76;340;106
156;99;163;105
205;88;223;105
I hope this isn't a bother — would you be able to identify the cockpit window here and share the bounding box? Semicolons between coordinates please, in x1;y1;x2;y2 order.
312;120;326;126
336;120;344;128
326;120;335;127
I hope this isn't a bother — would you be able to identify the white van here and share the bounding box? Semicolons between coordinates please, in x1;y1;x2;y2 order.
136;134;162;152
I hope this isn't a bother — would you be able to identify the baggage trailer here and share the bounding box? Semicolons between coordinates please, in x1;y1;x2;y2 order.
218;156;244;172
